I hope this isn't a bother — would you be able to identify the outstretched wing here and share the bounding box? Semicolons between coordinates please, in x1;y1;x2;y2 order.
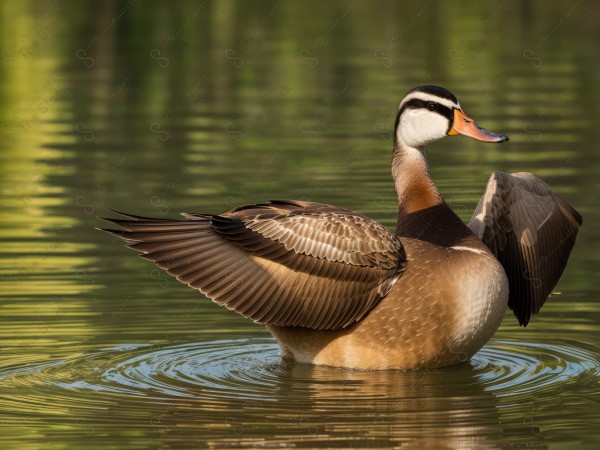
469;172;582;326
99;200;406;330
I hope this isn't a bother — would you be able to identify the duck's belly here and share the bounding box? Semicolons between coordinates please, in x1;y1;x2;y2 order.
267;242;508;370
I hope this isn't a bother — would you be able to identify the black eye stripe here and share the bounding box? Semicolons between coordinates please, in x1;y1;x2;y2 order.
397;99;454;122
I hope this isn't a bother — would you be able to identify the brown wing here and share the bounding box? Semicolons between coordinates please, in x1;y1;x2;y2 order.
469;172;582;326
99;200;406;330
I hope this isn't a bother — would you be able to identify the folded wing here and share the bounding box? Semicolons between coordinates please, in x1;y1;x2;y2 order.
469;172;582;326
100;200;407;330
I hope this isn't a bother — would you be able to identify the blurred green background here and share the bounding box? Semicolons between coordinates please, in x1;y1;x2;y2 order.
0;0;599;448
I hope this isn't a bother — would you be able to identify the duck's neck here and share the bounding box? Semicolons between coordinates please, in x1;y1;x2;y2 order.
392;141;482;248
392;142;443;218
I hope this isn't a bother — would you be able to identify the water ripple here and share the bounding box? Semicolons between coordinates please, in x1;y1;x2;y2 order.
2;338;598;403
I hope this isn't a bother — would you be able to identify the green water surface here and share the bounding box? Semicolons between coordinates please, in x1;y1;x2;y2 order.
1;1;599;448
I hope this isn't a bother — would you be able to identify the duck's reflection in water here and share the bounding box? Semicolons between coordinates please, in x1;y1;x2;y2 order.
283;361;503;449
146;358;505;449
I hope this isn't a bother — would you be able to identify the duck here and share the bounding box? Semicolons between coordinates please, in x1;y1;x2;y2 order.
99;85;582;370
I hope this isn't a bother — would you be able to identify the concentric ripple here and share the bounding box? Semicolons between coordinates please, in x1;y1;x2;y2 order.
2;338;598;403
97;338;284;399
473;340;600;397
1;337;599;448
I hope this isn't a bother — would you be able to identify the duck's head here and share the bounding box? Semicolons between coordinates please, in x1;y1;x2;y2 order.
395;85;508;148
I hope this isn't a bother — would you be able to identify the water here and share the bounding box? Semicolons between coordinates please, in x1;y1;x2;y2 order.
1;338;598;448
1;1;599;448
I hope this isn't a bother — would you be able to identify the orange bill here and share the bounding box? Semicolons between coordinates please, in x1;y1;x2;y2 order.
447;109;508;143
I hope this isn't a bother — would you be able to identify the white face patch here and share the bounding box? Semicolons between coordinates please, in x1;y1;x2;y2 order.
395;91;461;148
398;107;451;148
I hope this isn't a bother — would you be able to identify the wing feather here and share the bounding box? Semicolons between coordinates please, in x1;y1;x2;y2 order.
100;200;406;330
469;172;582;326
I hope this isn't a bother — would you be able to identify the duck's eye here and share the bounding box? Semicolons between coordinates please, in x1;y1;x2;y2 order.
427;103;437;111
